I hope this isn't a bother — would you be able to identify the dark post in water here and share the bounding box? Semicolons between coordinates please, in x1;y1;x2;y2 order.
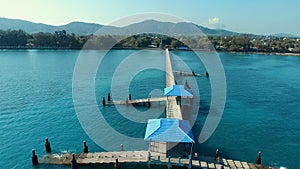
148;98;151;107
71;153;77;169
214;149;219;160
45;137;51;153
147;151;151;169
114;158;120;169
206;71;209;77
83;141;88;153
102;97;106;106
129;94;132;100
108;93;111;101
120;144;124;151
256;151;262;164
167;156;171;169
31;149;38;165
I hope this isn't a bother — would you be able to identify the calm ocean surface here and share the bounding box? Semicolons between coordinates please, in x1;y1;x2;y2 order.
0;50;299;169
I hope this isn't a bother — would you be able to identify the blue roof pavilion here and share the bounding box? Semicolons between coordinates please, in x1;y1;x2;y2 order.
144;118;194;143
164;85;193;97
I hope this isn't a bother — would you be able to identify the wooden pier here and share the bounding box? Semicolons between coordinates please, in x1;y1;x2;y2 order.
165;48;183;120
40;150;273;169
105;97;167;106
35;49;275;169
173;70;202;77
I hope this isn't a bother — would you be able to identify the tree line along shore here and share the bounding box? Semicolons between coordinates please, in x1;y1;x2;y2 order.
0;29;300;55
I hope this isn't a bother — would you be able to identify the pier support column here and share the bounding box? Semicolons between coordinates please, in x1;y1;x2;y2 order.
167;156;172;169
148;98;151;107
108;93;111;101
102;97;106;106
147;152;151;169
188;154;192;169
126;98;129;106
206;71;209;77
31;149;38;165
214;149;219;159
83;141;88;153
256;151;261;164
71;154;77;169
45;137;51;153
129;94;132;100
214;149;220;163
114;159;120;169
120;144;124;151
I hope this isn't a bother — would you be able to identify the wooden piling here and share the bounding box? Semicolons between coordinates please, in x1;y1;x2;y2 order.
256;151;261;164
108;93;111;101
167;156;171;169
147;151;151;169
83;141;88;153
71;153;77;169
45;137;51;153
214;149;219;160
148;98;151;107
129;94;132;100
102;97;106;106
120;144;124;151
126;98;129;106
31;149;38;165
114;158;120;169
188;154;192;169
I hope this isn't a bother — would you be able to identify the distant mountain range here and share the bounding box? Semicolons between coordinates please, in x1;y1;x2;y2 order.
0;18;103;35
0;17;239;36
0;17;297;37
270;33;297;38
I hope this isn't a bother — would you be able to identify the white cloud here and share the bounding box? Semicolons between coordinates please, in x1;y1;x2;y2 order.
207;17;225;29
209;17;220;25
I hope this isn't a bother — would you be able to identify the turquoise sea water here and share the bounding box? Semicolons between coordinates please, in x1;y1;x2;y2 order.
0;50;299;169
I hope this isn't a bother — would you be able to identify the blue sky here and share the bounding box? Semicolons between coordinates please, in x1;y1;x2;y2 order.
1;0;299;35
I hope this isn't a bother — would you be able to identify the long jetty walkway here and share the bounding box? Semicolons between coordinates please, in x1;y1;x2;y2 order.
35;49;274;169
165;48;183;120
106;97;167;105
173;70;201;77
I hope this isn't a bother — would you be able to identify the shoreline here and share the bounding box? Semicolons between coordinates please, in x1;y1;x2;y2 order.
0;46;300;56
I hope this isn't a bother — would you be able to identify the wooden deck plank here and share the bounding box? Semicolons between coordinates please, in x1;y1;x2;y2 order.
255;164;265;169
208;162;216;169
192;160;200;166
234;160;243;168
200;161;208;168
222;158;229;166
241;162;250;169
215;164;224;169
227;159;236;168
248;163;258;169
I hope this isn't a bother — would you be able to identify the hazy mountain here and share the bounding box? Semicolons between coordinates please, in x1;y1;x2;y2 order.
0;17;238;36
97;20;239;36
271;33;296;38
0;17;103;35
0;17;57;33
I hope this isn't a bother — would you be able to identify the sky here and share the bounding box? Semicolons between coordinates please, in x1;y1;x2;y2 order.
0;0;299;35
